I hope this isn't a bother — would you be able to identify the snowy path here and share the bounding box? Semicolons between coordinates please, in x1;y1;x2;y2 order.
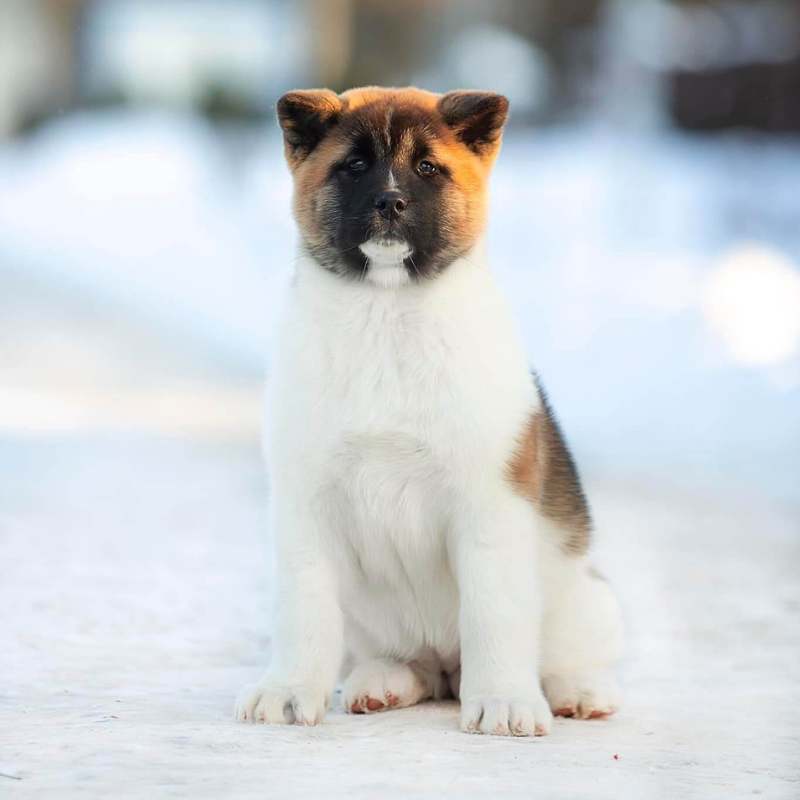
2;437;798;798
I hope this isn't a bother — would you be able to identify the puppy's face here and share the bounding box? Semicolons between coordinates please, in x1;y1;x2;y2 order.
277;86;508;284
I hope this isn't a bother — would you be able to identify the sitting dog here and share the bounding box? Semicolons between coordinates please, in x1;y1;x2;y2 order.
235;87;623;736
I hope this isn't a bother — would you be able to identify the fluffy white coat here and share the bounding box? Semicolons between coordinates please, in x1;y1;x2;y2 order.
236;241;623;736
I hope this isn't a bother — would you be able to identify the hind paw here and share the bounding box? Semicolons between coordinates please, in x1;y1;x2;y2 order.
343;659;431;715
543;674;620;720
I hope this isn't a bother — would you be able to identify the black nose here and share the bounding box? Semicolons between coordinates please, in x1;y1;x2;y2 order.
373;190;407;220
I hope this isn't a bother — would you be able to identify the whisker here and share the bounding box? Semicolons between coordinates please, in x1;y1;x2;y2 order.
407;253;421;280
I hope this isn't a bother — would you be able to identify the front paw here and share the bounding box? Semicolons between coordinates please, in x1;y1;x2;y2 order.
235;679;327;726
460;691;553;737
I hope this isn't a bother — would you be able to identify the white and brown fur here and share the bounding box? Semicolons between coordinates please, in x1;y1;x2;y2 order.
235;87;623;736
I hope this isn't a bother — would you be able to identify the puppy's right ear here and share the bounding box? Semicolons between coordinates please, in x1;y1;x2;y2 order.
277;89;342;166
438;91;509;156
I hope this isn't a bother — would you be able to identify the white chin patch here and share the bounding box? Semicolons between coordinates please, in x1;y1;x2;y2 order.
359;239;412;288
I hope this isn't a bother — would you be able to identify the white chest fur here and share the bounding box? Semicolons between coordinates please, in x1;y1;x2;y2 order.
269;244;536;482
263;244;540;666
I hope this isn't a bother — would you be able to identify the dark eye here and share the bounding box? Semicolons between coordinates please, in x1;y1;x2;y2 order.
417;160;437;176
345;156;368;173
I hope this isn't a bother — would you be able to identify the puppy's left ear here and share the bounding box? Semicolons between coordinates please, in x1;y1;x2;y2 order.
277;89;342;166
438;91;509;155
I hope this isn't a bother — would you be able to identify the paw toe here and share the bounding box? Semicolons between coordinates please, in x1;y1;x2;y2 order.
509;703;536;737
480;699;511;735
234;682;325;726
348;693;392;714
461;694;551;738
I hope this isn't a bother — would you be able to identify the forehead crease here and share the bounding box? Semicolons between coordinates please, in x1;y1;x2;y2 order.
383;106;393;151
394;128;417;162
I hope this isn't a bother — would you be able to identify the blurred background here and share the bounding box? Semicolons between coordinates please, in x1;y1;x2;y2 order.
1;0;799;504
2;4;800;793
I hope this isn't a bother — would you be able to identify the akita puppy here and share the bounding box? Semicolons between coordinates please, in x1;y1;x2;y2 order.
236;87;623;736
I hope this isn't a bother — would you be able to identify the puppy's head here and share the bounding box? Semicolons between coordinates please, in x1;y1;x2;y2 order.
277;86;508;284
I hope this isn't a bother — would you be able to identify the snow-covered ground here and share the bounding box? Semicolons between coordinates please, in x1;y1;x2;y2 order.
1;438;798;798
1;111;799;796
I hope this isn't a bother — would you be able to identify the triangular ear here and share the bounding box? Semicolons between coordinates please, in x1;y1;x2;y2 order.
438;91;509;154
277;89;342;165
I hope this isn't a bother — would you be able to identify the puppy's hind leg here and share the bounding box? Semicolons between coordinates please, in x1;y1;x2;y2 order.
343;658;438;714
540;560;624;720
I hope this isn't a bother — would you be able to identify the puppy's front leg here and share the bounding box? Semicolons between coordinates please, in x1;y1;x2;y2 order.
454;492;552;737
235;498;342;726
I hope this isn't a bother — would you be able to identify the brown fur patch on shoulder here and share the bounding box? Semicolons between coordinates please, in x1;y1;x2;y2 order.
506;384;591;555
